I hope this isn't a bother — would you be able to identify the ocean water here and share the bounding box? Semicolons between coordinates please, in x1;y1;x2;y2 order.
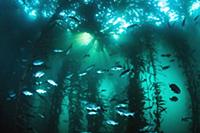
0;0;200;133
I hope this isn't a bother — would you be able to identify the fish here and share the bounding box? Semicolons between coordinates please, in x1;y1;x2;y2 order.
22;90;33;96
162;65;170;70
35;81;43;85
69;16;80;23
83;54;90;58
7;91;16;100
66;43;73;55
127;24;139;29
85;64;95;71
66;73;73;79
120;69;130;77
47;79;58;86
182;17;186;27
139;125;154;132
38;113;45;119
106;120;119;126
36;89;47;94
169;59;175;62
161;54;171;57
111;65;123;71
116;109;135;117
88;111;98;115
86;103;101;111
32;59;44;66
115;104;135;117
169;84;181;94
194;15;199;21
170;96;178;102
96;70;105;74
181;116;192;122
34;71;45;78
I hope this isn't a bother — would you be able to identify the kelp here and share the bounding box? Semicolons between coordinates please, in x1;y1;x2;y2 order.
162;28;200;133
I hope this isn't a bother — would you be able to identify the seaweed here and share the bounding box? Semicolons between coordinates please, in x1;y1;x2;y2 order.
163;28;200;133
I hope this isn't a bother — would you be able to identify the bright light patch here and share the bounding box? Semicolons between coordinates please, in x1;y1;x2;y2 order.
189;1;200;15
77;32;93;45
112;34;119;40
191;1;200;11
158;0;170;13
168;11;178;22
83;0;92;4
29;10;37;18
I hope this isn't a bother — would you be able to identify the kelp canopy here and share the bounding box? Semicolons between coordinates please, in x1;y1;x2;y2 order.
0;0;200;133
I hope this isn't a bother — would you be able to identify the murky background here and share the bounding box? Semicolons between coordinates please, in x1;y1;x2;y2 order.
0;0;200;133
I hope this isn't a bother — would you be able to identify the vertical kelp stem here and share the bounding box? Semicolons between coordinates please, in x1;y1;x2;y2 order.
86;73;103;132
146;39;166;133
148;47;162;132
163;30;200;133
174;45;199;133
126;55;147;132
47;59;71;133
13;4;66;132
67;63;84;133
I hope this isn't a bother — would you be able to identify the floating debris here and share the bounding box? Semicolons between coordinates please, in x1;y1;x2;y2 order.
33;59;44;66
170;96;178;102
22;90;33;96
47;79;58;86
34;71;45;78
36;89;47;94
169;84;181;94
106;120;119;126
